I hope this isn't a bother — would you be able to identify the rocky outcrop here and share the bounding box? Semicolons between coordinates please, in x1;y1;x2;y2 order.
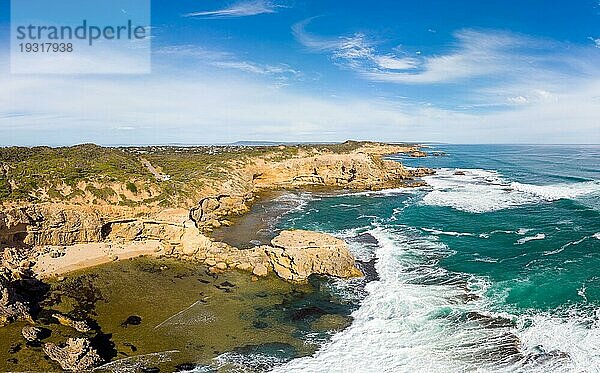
266;230;363;282
189;194;255;230
43;338;103;371
21;326;44;342
248;152;414;191
0;267;32;326
53;314;92;333
171;229;362;283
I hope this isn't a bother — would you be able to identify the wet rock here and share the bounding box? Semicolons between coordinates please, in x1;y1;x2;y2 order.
524;346;571;366
253;320;269;329
311;314;352;333
141;367;160;373
175;362;196;371
454;171;466;176
43;338;103;371
123;342;137;352
121;315;142;327
219;281;235;288
8;343;22;354
463;312;514;328
21;326;44;342
290;306;327;322
53;314;92;333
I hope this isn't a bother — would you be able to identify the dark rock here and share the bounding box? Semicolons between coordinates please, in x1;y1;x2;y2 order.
123;342;137;352
141;367;161;373
175;362;196;371
253;320;269;329
8;343;22;354
290;306;326;322
121;315;142;327
463;312;514;328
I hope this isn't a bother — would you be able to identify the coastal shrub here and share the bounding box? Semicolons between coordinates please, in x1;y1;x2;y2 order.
0;177;10;198
126;181;138;194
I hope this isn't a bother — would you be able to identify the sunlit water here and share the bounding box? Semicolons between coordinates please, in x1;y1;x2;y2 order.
264;145;600;373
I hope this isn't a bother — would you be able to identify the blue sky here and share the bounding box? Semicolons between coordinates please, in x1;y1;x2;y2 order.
0;0;599;145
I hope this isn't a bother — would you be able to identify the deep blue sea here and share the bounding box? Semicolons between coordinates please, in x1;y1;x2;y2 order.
271;145;600;372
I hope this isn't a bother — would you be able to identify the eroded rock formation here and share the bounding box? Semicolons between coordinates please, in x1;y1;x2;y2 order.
0;267;32;326
43;338;103;371
170;229;362;283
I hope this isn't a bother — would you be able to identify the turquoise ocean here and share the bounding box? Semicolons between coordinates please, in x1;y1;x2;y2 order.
268;145;600;372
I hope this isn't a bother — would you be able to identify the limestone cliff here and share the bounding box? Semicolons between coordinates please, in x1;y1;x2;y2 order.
0;142;432;286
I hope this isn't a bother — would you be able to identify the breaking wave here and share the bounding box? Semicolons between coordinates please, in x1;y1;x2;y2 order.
421;169;600;213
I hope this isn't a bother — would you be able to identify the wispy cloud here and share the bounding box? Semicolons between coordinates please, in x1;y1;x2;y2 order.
183;0;281;18
156;45;299;80
294;20;599;93
293;19;418;72
589;36;600;48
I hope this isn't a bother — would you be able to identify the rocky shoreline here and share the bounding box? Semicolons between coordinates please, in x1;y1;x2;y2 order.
0;141;434;371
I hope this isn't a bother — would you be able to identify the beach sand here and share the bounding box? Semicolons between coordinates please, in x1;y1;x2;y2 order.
33;240;164;278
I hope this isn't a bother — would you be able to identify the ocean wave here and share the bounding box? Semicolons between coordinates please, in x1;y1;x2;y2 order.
421;169;600;213
271;226;538;373
515;307;600;372
421;227;475;237
543;235;591;256
516;233;546;245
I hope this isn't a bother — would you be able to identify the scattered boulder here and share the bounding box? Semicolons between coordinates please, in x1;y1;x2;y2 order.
121;315;142;327
53;314;92;333
409;150;427;158
43;338;103;371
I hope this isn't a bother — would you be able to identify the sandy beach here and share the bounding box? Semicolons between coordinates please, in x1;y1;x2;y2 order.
33;240;164;278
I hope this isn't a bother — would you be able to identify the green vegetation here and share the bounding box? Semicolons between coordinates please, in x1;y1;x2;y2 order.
125;181;138;194
0;141;400;206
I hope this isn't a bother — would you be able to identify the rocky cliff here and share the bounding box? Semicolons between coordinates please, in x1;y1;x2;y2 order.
0;142;432;287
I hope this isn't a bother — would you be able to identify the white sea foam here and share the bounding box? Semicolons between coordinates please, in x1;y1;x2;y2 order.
517;228;533;235
270;227;534;373
516;233;546;245
593;233;600;240
515;308;600;372
421;169;600;213
543;236;591;256
421;227;475;237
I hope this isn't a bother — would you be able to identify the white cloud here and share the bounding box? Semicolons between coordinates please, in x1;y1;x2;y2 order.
1;60;598;145
183;0;281;18
293;23;578;85
155;45;299;79
293;19;419;73
588;37;600;48
374;55;420;70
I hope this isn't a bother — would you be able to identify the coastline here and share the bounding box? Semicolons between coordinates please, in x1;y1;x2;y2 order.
1;141;434;281
0;141;434;371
